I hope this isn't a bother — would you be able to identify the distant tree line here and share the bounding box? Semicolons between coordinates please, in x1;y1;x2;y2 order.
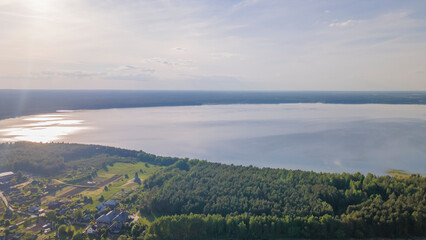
0;142;179;176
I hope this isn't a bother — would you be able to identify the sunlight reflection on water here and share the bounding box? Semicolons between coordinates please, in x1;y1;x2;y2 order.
0;114;88;142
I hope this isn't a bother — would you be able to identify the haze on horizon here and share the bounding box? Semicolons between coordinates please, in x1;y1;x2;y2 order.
1;0;426;91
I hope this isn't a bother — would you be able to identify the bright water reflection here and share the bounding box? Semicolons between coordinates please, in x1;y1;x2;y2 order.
0;114;88;142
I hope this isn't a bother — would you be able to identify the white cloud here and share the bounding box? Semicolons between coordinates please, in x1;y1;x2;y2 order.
333;160;342;167
116;65;137;71
329;20;357;28
208;52;241;59
173;47;185;51
115;65;154;73
232;0;261;10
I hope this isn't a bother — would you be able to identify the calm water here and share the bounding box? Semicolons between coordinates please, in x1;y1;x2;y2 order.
0;104;425;175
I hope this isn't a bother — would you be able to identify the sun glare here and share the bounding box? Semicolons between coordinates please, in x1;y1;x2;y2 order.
0;114;87;143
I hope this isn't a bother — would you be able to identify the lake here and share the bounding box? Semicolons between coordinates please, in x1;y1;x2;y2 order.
0;103;425;175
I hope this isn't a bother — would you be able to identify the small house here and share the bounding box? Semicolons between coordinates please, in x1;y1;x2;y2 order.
28;206;40;213
87;227;97;234
48;201;61;209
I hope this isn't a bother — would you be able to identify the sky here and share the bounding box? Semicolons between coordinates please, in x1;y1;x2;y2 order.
0;0;426;91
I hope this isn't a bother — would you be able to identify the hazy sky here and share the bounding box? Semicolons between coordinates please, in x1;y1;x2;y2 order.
1;0;426;90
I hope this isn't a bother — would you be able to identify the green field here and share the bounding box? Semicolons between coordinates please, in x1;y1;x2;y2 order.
386;169;416;178
79;162;163;209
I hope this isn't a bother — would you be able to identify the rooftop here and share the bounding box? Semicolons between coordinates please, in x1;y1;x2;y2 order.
0;172;14;178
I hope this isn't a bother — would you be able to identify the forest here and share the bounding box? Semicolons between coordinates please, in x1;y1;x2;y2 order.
141;159;425;238
1;90;425;120
0;142;178;177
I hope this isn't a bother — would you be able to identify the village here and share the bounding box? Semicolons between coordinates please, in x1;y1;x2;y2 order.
0;170;146;239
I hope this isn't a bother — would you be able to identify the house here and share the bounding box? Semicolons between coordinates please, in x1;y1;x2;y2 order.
48;201;61;209
87;227;97;234
58;207;70;216
38;208;45;215
59;199;70;204
96;203;105;210
109;222;123;234
104;200;119;209
0;172;14;183
112;211;130;223
28;205;40;213
43;223;52;229
72;204;82;209
11;233;22;239
46;184;56;190
96;203;106;214
96;210;120;225
82;214;92;222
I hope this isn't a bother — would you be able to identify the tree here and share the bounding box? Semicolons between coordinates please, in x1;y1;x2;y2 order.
72;232;88;240
58;225;68;239
21;232;35;240
46;211;57;222
74;208;83;220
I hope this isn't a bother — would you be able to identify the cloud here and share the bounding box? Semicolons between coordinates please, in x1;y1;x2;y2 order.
173;47;185;51
38;71;105;78
35;67;155;82
1;1;426;90
115;65;155;73
232;0;261;10
104;74;154;82
0;11;51;20
329;20;357;28
333;160;342;167
208;52;241;59
146;58;192;67
116;65;137;71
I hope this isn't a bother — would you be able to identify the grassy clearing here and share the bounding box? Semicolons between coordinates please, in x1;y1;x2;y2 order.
41;186;75;204
386;169;414;178
80;162;163;209
97;162;161;179
0;200;5;213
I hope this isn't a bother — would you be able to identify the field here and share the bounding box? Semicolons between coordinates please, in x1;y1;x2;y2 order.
40;161;163;209
386;169;417;178
79;162;163;209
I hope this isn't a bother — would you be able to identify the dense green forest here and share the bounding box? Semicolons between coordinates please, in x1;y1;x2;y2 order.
141;159;425;238
0;142;179;177
0;143;424;239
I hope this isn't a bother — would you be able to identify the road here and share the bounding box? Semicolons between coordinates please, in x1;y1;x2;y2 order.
0;191;13;212
0;191;37;218
53;179;98;189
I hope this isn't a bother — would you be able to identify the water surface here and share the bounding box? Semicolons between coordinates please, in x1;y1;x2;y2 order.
0;104;425;175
